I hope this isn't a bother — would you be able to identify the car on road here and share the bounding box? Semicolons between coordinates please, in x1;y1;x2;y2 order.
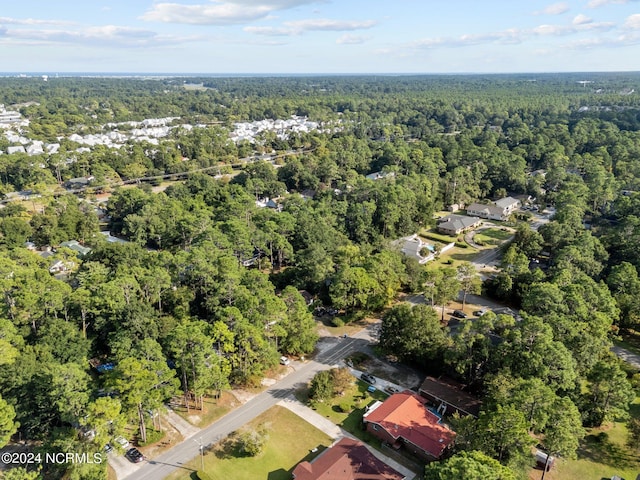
361;373;377;384
113;436;130;450
279;356;290;366
451;310;467;319
125;447;144;463
385;386;400;394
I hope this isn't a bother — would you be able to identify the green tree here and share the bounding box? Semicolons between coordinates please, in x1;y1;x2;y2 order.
433;267;460;321
379;303;448;363
329;266;380;313
278;286;318;355
425;450;517;480
309;370;333;403
457;262;481;309
107;354;179;443
0;395;18;448
582;357;636;427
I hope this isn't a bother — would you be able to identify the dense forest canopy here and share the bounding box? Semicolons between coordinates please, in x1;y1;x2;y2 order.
1;73;640;479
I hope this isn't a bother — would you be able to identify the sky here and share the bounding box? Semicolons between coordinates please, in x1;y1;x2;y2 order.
1;0;640;74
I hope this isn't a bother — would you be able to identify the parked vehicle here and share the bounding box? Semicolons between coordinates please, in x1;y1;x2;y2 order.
279;356;290;366
385;386;400;394
473;309;487;316
361;373;377;384
125;447;144;463
113;436;130;450
451;310;467;319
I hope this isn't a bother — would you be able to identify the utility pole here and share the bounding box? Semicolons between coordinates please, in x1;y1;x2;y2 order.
194;437;204;471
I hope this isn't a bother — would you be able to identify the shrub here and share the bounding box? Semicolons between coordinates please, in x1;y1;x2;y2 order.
235;429;267;457
338;402;352;413
196;471;214;480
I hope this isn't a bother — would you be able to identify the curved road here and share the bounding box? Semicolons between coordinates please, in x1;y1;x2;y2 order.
124;329;374;480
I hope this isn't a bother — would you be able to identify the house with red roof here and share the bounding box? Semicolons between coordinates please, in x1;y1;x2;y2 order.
362;392;455;461
291;437;406;480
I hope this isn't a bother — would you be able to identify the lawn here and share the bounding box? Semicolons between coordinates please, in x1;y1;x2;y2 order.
532;398;640;480
302;380;388;444
166;406;332;480
172;391;239;428
473;228;513;247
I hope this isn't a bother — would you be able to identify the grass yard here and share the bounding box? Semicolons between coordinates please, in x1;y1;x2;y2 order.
172;391;239;428
532;399;640;480
303;380;388;444
166;406;332;480
473;227;513;247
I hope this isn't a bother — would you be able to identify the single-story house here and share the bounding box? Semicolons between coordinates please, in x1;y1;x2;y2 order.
437;214;482;236
363;391;456;461
365;171;396;181
64;176;94;190
59;240;91;257
418;376;482;418
291;437;406;480
393;234;435;264
49;260;75;275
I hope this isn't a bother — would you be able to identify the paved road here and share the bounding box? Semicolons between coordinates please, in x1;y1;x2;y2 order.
611;345;640;370
123;333;371;480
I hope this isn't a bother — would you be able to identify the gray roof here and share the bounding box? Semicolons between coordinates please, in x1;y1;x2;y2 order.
439;214;480;232
494;196;519;209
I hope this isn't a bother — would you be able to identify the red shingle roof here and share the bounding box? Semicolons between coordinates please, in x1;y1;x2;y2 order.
363;392;455;458
292;437;405;480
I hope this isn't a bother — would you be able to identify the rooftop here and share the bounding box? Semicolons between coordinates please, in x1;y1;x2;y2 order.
292;437;405;480
418;376;482;417
363;392;455;458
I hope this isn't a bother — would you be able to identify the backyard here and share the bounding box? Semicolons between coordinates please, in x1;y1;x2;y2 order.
166;406;332;480
531;399;640;480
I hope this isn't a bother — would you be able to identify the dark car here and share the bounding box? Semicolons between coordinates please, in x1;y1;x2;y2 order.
125;448;144;463
451;310;467;319
385;386;400;394
361;373;377;384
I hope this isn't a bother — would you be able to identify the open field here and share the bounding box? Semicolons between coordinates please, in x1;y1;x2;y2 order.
165;406;331;480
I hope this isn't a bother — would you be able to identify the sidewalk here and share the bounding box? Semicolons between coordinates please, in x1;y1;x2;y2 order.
164;406;200;439
278;395;417;480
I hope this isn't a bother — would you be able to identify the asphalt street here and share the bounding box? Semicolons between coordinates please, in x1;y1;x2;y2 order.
123;331;372;480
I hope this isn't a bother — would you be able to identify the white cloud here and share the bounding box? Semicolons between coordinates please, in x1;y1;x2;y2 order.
572;14;592;25
398;17;615;54
0;16;75;26
0;25;201;48
286;19;376;31
336;34;369;45
245;18;376;36
587;0;637;8
535;2;570;15
141;0;322;25
244;25;291;35
623;13;640;29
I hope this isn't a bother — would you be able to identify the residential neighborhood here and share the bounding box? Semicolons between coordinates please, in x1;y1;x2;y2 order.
1;72;640;480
